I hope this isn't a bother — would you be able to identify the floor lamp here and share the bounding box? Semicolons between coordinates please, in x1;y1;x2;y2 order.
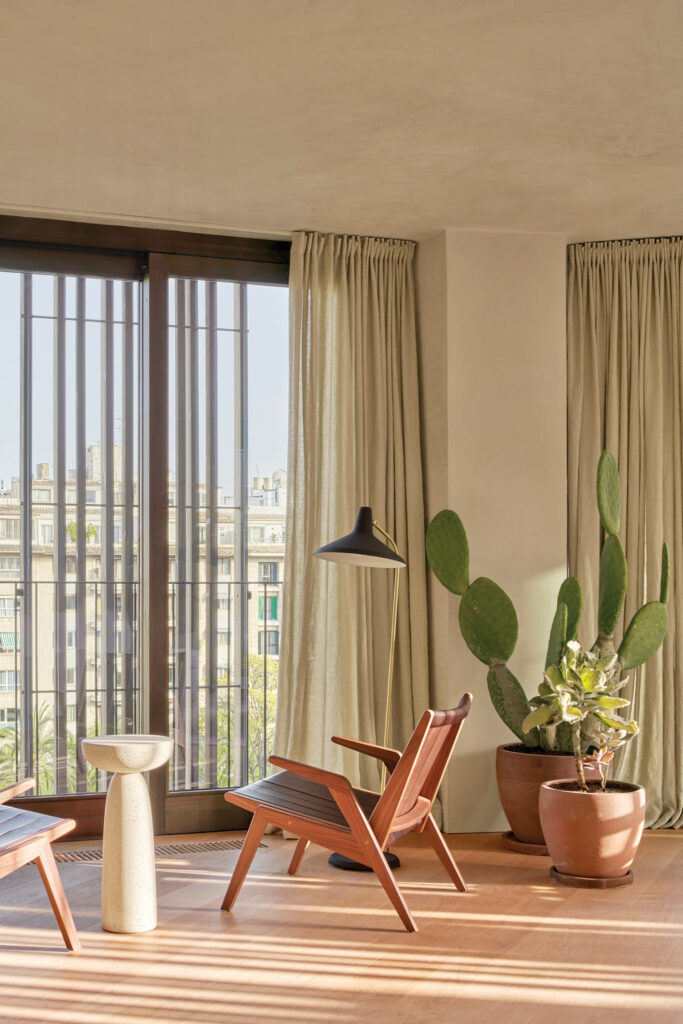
315;505;406;870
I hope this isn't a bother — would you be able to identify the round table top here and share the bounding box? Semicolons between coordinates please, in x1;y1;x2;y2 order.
81;735;173;774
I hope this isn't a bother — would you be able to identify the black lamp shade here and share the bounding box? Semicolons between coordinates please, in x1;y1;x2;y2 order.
314;506;405;569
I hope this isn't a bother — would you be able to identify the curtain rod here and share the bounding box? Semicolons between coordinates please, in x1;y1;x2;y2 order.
292;228;416;244
570;234;683;249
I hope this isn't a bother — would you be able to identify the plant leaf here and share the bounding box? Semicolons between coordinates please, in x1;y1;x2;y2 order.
522;703;558;733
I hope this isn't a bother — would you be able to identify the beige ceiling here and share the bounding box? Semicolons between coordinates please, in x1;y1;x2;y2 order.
2;0;683;241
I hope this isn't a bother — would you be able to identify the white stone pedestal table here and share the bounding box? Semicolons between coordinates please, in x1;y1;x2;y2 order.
81;735;173;933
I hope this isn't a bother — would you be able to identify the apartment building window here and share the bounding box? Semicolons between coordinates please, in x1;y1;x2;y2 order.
0;519;20;540
0;708;18;724
0;670;18;691
0;557;20;578
258;595;278;621
258;561;278;583
258;630;280;656
0;597;19;617
217;557;230;576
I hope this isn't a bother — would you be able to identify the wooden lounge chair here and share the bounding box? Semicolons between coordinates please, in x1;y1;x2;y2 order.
0;779;80;952
221;693;473;932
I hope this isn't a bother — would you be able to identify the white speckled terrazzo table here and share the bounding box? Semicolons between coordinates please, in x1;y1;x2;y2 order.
81;734;173;933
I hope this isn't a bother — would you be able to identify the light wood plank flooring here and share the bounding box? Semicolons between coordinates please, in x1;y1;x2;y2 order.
1;830;682;1023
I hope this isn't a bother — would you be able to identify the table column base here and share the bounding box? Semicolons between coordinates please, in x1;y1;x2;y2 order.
102;772;158;934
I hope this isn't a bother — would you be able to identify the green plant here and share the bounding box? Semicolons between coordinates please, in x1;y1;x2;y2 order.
523;641;637;789
426;450;670;755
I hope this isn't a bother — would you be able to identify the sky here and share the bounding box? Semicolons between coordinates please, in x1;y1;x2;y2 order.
0;271;289;497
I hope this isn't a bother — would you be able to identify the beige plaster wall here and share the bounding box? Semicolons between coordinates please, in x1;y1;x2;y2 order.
417;230;568;832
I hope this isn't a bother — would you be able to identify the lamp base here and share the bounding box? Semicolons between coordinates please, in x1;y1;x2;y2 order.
328;851;400;871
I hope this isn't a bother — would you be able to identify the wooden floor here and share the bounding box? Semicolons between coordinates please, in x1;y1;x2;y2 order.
1;829;682;1023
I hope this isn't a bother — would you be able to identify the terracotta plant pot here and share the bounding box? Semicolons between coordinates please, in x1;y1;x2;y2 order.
539;779;646;882
496;744;600;851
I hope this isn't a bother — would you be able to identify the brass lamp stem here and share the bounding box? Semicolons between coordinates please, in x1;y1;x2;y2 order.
372;520;401;791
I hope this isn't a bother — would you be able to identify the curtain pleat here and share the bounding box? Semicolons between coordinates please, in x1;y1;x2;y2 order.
274;232;430;793
568;239;682;828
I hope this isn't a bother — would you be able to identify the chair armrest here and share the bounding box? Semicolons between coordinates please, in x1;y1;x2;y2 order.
332;736;401;772
268;755;353;795
0;778;35;803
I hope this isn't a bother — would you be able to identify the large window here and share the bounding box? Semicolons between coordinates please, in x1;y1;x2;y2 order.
167;274;288;792
0;220;289;824
0;269;141;795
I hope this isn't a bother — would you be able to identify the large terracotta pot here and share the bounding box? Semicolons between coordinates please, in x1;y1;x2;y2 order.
496;744;600;848
539;779;646;880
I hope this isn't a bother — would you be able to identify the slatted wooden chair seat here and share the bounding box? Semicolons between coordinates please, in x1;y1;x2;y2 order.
0;779;80;952
221;693;473;932
230;772;381;830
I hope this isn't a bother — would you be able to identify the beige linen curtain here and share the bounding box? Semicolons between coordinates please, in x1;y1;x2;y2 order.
274;232;430;793
568;239;682;828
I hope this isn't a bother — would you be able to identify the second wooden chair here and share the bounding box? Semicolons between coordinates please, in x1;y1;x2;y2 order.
221;692;473;932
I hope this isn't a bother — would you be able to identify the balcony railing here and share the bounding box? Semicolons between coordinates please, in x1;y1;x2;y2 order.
168;579;282;792
0;578;281;796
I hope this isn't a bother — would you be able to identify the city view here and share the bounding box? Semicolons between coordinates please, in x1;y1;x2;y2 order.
0;270;288;797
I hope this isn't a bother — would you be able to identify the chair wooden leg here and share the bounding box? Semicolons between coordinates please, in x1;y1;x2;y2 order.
221;811;268;911
424;815;467;892
367;844;417;932
287;838;309;876
35;842;81;952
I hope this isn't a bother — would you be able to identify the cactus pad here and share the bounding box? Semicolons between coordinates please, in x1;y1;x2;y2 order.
458;577;518;664
597;449;621;536
660;542;670;604
619;601;668;669
487;663;538;747
425;510;469;595
545;602;568;669
598;535;627;637
557;576;582;640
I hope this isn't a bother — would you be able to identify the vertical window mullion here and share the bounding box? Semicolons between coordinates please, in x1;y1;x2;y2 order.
187;280;199;787
175;279;187;788
206;281;218;788
122;281;135;731
75;277;88;790
233;282;249;786
20;273;33;782
53;275;67;792
101;280;116;733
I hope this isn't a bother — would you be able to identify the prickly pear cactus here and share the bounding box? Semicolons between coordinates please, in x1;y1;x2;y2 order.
545;602;568;669
557;576;582;641
425;510;469;595
660;542;670;604
487;662;538;747
619;601;669;669
458;577;518;665
597;449;621;536
597;534;628;640
424;448;670;752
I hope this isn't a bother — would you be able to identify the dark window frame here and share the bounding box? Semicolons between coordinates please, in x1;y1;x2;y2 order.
2;215;290;836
